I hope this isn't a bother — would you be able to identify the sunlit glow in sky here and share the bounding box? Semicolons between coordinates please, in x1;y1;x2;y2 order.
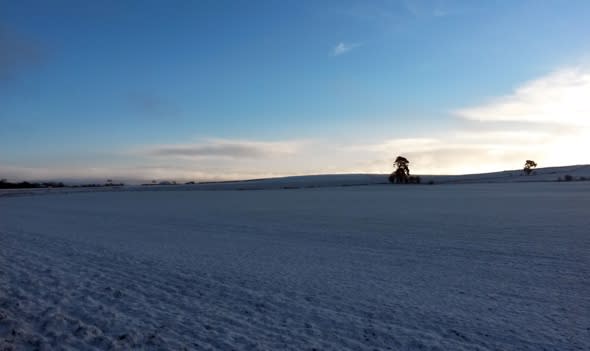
1;1;590;183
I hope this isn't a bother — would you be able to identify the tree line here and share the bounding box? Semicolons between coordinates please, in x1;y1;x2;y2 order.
388;157;542;184
0;179;124;189
0;179;65;189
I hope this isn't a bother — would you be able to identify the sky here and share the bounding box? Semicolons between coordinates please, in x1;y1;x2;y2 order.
1;0;590;183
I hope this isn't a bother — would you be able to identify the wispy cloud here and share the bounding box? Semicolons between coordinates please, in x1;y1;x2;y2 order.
332;42;361;56
456;67;590;127
403;0;458;19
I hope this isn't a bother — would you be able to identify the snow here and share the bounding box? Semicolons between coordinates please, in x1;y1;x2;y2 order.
1;180;589;350
2;165;589;199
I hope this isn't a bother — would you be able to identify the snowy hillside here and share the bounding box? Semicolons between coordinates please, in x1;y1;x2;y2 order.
421;164;590;184
1;165;589;198
154;164;590;190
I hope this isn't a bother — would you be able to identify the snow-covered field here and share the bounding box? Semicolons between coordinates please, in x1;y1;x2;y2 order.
2;165;589;198
1;181;589;350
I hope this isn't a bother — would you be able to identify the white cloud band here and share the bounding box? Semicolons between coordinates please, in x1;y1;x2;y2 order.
456;67;590;126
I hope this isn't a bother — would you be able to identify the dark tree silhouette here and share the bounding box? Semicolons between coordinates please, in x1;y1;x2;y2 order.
524;160;537;175
388;173;396;183
389;156;410;184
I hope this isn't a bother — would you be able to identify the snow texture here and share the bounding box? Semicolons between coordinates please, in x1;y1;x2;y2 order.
1;177;589;350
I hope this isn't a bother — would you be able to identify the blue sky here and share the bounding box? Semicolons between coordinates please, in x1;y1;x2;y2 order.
2;0;590;182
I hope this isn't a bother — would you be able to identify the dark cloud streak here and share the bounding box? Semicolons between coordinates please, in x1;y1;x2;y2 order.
0;26;44;81
151;144;267;159
146;141;296;160
126;91;181;120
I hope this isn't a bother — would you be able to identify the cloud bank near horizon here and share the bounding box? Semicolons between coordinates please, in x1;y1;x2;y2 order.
2;66;589;183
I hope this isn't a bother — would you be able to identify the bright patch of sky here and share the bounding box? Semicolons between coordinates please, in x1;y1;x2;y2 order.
1;0;590;182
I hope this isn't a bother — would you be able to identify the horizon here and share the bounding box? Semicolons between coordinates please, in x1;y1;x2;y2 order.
2;0;590;182
2;163;588;186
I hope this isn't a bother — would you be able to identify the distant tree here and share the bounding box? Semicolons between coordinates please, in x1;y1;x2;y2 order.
523;160;537;175
389;156;410;184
